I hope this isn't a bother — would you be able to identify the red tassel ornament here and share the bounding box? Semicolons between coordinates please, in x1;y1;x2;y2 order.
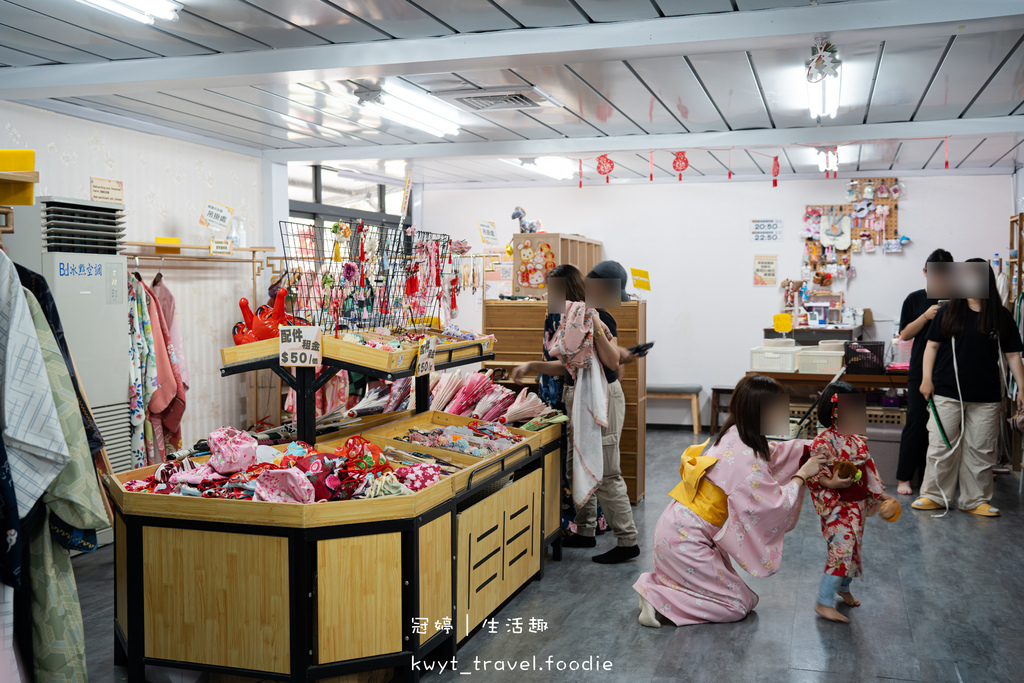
672;151;689;180
772;155;779;187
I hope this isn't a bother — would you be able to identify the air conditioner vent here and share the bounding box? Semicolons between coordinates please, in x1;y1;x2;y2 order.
38;196;125;255
433;87;562;112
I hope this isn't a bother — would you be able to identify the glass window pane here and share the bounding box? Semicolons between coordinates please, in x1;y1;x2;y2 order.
384;186;407;216
321;167;379;212
288;164;314;203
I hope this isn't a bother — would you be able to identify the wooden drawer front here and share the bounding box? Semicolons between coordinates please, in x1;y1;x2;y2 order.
489;329;545;351
485;305;547;331
505;470;542;592
419;514;453;644
620;427;638;454
624;408;638;431
457;494;507;639
543;449;561;540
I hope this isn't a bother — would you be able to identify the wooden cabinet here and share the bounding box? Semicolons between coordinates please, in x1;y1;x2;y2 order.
456;469;542;640
483;300;647;503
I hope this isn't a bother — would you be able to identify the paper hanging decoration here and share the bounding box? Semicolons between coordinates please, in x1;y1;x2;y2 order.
579;158;583;189
672;151;689;180
944;137;949;169
728;149;732;179
649;151;654;181
596;154;614;183
772;156;780;188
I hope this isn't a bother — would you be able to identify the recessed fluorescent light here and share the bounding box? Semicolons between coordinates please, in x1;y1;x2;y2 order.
354;87;460;138
501;157;576;181
76;0;182;24
380;80;465;125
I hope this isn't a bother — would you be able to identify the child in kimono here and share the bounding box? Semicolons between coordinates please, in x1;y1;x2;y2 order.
807;382;891;623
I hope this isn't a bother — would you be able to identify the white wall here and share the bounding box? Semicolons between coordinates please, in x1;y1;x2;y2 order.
423;174;1013;426
1;101;262;443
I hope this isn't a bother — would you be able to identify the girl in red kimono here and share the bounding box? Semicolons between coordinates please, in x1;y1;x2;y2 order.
807;382;891;622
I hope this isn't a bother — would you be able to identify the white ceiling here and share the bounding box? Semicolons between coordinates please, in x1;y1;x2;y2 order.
1;0;1023;186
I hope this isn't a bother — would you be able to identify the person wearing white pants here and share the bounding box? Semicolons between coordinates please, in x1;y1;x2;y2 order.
916;258;1024;517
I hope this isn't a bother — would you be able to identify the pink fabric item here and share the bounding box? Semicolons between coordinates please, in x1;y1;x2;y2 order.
152;278;190;391
254;468;316;504
169;462;225;486
633;427;808;626
143;280;186;458
207;427;257;475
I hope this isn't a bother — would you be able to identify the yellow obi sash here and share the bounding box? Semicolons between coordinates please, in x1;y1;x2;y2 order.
668;440;729;527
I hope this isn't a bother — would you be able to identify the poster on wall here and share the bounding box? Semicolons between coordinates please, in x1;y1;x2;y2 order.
90;177;123;203
754;254;777;286
750;218;783;242
200;199;233;231
477;220;499;246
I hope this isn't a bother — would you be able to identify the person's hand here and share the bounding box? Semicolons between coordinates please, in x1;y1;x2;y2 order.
920;378;934;401
823;474;855;490
797;453;827;481
511;362;533;385
879;492;894;502
1016;391;1024;414
923;304;941;321
618;346;636;365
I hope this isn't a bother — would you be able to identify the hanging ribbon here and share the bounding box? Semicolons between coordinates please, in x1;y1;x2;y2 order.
944;137;949;169
649;151;654;181
579;158;583;189
728;149;732;179
672;151;688;181
772;155;779;188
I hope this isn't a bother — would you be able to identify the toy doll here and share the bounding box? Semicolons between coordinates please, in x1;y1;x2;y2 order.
805;382;892;623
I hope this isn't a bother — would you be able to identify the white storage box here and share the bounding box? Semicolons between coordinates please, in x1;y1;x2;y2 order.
818;340;846;351
797;349;845;374
763;338;797;348
751;347;799;372
893;337;913;363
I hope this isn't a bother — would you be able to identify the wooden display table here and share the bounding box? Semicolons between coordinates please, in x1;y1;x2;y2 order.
747;370;908;390
107;413;564;683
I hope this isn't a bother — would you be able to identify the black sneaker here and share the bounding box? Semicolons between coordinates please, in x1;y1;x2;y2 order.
592;545;640;564
561;534;597;548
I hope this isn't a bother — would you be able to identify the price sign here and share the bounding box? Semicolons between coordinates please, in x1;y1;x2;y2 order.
200;199;234;232
209;238;233;256
416;336;439;377
280;326;322;367
750;218;783;242
478;219;499;246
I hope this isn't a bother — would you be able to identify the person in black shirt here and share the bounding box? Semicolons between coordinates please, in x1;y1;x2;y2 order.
915;259;1024;517
895;249;953;495
513;263;642;564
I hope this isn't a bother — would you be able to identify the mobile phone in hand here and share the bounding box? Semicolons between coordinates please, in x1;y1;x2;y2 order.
628;341;654;357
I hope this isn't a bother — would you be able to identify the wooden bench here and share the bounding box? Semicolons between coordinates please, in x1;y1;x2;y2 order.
648;384;702;435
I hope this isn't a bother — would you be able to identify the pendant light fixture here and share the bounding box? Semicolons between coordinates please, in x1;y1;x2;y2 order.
807;37;842;120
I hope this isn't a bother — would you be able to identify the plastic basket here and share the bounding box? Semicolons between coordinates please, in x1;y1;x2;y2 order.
818;340;846;351
845;341;886;374
893;338;913;363
751;347;799;372
763;338;797;348
797;349;845;374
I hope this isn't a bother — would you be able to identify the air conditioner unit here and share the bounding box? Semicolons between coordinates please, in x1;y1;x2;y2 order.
6;197;132;474
432;86;564;112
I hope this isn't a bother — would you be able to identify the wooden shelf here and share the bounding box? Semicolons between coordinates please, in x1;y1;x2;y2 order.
0;170;39;183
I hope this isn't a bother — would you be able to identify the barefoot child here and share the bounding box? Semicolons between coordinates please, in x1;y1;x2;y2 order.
806;382;891;623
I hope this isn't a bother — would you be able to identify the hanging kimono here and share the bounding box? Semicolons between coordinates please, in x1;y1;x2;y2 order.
633;427;807;626
142;280;185;457
127;282;146;469
132;278;158;464
23;288;108;682
152;276;190;391
15;264;105;459
806;427;884;578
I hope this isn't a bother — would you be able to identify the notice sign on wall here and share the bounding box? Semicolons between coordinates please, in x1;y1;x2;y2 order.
750;218;783;242
90;177;123;204
478;220;499;246
280;326;322;367
753;254;777;287
200;199;233;231
630;267;651;291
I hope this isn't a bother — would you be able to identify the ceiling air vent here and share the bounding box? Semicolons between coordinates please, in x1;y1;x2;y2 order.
433;87;563;112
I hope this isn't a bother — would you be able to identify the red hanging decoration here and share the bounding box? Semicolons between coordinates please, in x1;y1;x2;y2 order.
728;149;732;179
944;137;949;169
596;154;614;183
579;158;583;189
672;151;689;181
772;155;779;188
649;151;654;181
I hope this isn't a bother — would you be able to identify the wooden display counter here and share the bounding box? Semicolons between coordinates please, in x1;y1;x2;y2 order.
746;370;908;390
483;300;647;503
107;412;564;683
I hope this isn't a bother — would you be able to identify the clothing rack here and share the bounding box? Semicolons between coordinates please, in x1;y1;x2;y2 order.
122;241;274;307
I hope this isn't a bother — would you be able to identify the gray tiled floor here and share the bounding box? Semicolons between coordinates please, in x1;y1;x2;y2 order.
73;428;1024;682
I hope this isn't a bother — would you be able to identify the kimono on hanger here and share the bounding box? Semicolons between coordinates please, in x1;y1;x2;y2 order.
152;276;190;391
21;287;107;683
141;279;185;461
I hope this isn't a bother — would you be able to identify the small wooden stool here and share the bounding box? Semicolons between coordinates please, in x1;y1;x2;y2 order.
648;384;703;434
709;385;736;434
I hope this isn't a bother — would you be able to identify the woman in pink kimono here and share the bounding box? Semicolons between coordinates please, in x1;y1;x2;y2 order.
634;374;825;627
